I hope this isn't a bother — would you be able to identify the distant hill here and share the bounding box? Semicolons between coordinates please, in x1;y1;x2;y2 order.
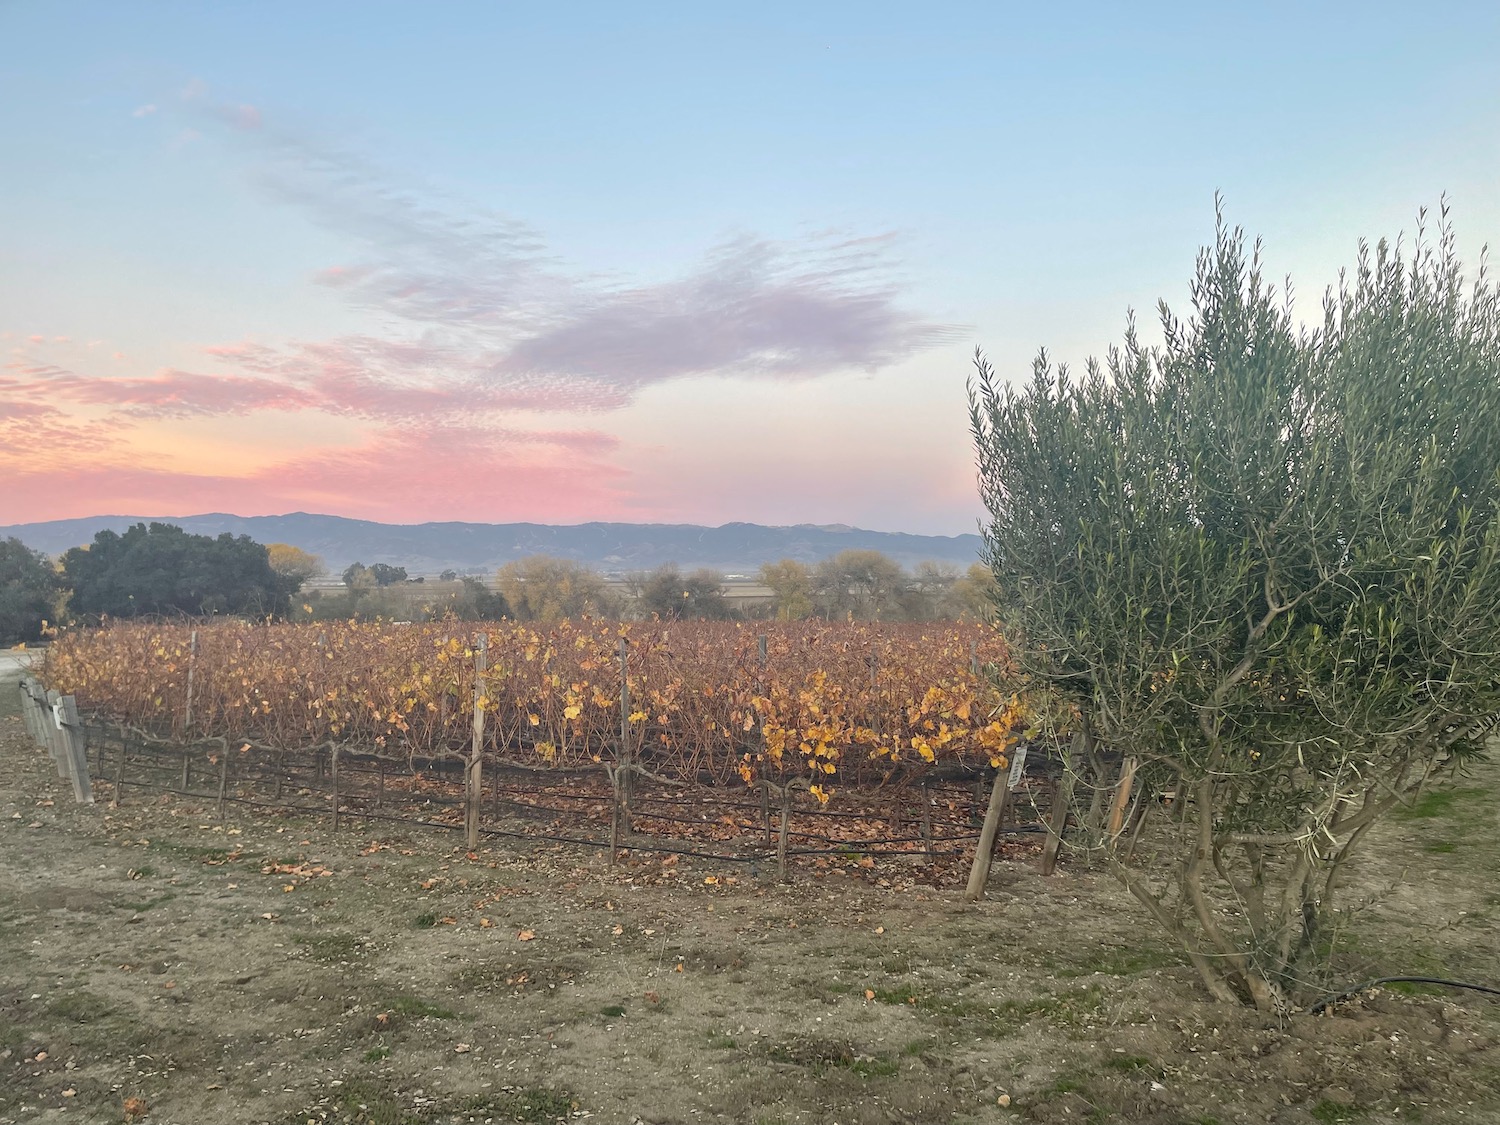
1;512;985;575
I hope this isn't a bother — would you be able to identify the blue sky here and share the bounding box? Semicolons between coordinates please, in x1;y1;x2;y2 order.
3;2;1498;533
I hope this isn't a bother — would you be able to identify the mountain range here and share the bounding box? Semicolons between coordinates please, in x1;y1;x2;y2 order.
1;512;986;576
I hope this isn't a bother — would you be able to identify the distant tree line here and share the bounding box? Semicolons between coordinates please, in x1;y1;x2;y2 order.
0;522;322;644
0;522;997;644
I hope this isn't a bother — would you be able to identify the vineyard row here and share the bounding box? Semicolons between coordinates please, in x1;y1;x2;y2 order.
43;619;1026;797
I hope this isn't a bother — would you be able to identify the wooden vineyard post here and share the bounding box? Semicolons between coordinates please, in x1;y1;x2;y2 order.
59;696;94;805
776;784;792;882
757;635;770;842
618;637;633;818
181;751;191;792
465;632;488;851
920;781;934;865
963;768;1008;901
964;746;1030;901
331;745;341;831
216;744;229;820
376;759;385;809
1041;729;1086;875
44;690;69;778
1106;756;1138;842
184;629;198;734
113;732;126;808
610;636;631;864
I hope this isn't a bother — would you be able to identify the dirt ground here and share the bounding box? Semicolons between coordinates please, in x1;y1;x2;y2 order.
4;661;1500;1125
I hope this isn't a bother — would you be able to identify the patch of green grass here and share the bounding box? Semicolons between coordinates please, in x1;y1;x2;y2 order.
378;995;455;1021
293;931;365;963
413;911;437;928
867;986;921;1007
1102;1054;1156;1073
47;990;114;1024
1386;980;1449;997
126;864;158;879
1310;1100;1367;1124
600;1004;626;1018
1394;787;1486;821
762;1036;898;1079
860;982;1105;1036
1054;945;1182;978
147;839;249;863
900;1037;937;1057
1425;840;1458;854
989;985;1108;1035
708;1032;737;1049
464;1087;575;1123
0;677;22;721
364;1045;391;1062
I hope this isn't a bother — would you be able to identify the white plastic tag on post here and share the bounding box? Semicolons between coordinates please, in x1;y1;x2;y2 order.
1006;746;1029;791
53;702;67;730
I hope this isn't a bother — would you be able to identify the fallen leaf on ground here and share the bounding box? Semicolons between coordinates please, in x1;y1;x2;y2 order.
517;929;535;941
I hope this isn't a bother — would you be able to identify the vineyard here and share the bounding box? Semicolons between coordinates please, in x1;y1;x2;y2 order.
40;619;1045;870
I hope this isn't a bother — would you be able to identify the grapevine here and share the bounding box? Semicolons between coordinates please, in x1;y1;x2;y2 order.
43;619;1025;800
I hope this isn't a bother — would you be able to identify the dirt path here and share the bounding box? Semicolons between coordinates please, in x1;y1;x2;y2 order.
3;679;1498;1125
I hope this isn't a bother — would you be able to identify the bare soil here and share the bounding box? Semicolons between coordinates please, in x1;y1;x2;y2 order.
3;668;1499;1125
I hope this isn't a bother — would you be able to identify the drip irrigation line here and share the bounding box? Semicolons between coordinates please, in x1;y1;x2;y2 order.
1309;977;1500;1015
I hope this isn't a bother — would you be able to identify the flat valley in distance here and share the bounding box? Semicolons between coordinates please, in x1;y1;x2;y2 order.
0;512;984;576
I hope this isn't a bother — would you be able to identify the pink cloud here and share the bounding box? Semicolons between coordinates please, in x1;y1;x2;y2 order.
0;423;628;525
6;364;319;417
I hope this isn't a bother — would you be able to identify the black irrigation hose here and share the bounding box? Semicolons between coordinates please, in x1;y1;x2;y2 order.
1310;977;1500;1015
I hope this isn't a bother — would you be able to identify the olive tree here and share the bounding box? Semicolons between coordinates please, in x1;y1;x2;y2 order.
970;209;1500;1009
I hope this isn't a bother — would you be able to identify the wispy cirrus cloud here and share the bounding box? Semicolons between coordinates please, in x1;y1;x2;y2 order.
213;96;959;407
2;88;960;525
6;362;318;417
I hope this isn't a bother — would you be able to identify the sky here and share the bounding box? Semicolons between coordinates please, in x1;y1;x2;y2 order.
3;2;1499;536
